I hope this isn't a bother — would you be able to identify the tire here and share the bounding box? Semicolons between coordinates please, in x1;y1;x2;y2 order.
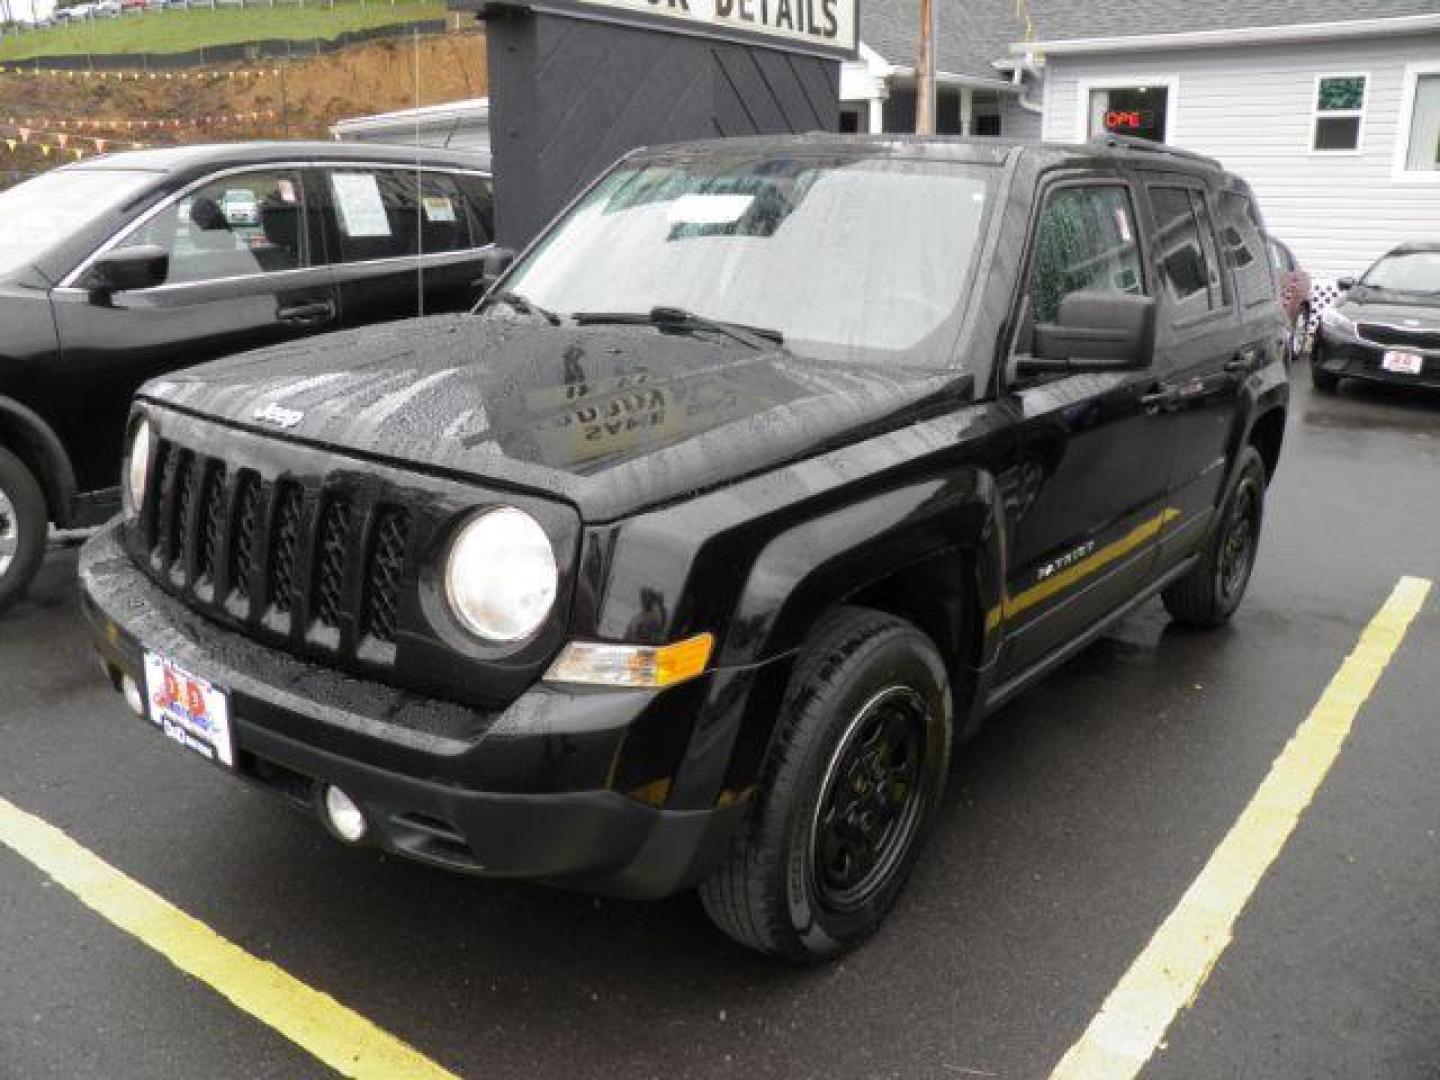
700;607;953;964
1162;446;1267;628
0;445;48;617
1311;364;1340;393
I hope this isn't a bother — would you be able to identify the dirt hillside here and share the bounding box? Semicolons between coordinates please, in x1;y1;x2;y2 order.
1;31;487;182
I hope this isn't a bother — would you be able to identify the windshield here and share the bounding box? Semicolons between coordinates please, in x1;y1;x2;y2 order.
1361;251;1440;295
0;169;156;276
496;153;996;368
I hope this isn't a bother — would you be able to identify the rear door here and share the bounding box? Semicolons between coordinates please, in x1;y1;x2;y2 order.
310;164;495;329
50;166;337;491
1135;176;1265;570
997;173;1178;679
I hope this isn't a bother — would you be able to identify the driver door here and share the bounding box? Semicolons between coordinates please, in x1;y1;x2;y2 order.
997;175;1180;680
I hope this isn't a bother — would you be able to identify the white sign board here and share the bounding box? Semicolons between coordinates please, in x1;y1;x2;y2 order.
534;0;857;58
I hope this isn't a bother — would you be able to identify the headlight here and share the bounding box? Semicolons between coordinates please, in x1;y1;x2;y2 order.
1321;307;1355;336
444;507;558;642
125;418;153;514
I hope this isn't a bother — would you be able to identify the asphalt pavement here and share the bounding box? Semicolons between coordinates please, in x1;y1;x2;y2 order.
3;375;1438;1080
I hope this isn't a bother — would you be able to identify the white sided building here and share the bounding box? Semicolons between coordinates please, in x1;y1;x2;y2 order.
1011;2;1440;297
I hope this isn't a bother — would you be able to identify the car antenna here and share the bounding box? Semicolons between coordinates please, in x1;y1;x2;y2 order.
413;25;426;320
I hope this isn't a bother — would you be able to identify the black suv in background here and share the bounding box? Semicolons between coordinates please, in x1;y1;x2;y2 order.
81;135;1288;962
0;142;494;613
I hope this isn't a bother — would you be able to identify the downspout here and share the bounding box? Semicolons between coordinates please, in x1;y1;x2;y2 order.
1012;53;1044;114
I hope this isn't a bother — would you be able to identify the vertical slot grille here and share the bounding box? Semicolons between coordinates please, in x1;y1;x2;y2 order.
268;483;304;617
132;436;425;672
362;509;409;644
169;450;197;578
144;439;173;551
195;462;227;589
313;498;352;631
229;472;262;603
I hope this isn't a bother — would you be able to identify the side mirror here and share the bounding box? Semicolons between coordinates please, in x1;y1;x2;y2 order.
77;244;168;297
1336;276;1356;292
475;247;516;292
1019;292;1156;376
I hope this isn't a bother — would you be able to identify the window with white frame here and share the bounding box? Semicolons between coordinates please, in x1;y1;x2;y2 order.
1311;74;1366;152
1401;73;1440;173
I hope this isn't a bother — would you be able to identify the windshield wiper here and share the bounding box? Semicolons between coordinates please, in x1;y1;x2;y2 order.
488;290;561;326
572;307;783;350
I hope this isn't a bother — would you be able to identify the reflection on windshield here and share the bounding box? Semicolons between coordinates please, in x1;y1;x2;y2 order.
0;169;154;275
1362;251;1440;294
499;154;996;368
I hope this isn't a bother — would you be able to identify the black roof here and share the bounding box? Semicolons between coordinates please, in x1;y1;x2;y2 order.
641;132;1230;176
61;140;491;175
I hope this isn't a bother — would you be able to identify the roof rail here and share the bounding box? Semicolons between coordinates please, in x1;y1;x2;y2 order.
1091;133;1222;170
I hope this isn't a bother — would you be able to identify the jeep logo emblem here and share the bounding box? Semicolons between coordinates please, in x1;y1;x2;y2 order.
253;403;305;429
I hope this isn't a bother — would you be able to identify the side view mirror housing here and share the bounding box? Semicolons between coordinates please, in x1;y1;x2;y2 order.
1018;291;1157;376
1336;276;1356;292
77;244;169;298
475;247;516;292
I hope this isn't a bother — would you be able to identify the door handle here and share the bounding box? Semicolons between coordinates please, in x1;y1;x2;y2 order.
1226;345;1263;373
278;299;336;326
1141;386;1180;413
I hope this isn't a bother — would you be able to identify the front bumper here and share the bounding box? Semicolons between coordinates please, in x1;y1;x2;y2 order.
79;523;754;899
1315;331;1440;390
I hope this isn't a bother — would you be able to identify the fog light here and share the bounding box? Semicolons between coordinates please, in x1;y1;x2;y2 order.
120;675;145;718
320;785;368;843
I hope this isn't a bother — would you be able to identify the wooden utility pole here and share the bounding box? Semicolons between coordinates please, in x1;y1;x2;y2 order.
915;0;936;134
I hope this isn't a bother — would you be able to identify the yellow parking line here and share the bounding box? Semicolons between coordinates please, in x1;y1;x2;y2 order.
0;796;460;1080
1049;574;1432;1080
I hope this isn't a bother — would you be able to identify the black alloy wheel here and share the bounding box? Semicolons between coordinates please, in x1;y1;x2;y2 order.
700;607;953;964
810;686;929;915
1162;445;1268;627
0;446;48;617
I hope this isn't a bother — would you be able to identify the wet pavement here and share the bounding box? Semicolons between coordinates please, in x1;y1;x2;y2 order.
3;375;1438;1079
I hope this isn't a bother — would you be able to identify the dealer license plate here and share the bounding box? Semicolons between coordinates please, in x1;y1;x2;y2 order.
142;652;235;768
1382;351;1424;375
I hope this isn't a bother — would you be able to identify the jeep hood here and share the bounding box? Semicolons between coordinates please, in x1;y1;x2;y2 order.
139;314;969;522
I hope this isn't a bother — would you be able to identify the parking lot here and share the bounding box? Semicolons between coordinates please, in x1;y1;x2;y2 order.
2;374;1438;1080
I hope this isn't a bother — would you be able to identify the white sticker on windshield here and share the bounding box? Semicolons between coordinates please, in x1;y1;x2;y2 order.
422;195;457;223
667;193;755;226
330;173;391;238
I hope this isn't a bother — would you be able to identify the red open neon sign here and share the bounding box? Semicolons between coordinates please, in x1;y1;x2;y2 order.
1106;110;1148;131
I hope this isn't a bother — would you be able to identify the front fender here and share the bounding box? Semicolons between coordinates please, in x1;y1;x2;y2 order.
719;470;1007;671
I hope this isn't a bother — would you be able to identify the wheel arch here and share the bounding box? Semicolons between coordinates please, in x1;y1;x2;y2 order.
0;396;76;527
1247;405;1286;486
697;471;1009;805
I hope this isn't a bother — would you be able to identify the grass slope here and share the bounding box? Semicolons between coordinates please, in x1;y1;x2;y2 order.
0;0;447;62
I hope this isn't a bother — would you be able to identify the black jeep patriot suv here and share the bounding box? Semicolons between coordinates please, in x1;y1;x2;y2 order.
80;135;1289;962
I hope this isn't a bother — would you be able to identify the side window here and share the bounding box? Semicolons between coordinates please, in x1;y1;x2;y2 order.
1026;184;1145;331
1266;238;1293;275
119;170;307;286
454;173;495;247
1149;186;1226;318
322;168;416;264
1217;191;1275;308
320;168;491;264
418;171;489;253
